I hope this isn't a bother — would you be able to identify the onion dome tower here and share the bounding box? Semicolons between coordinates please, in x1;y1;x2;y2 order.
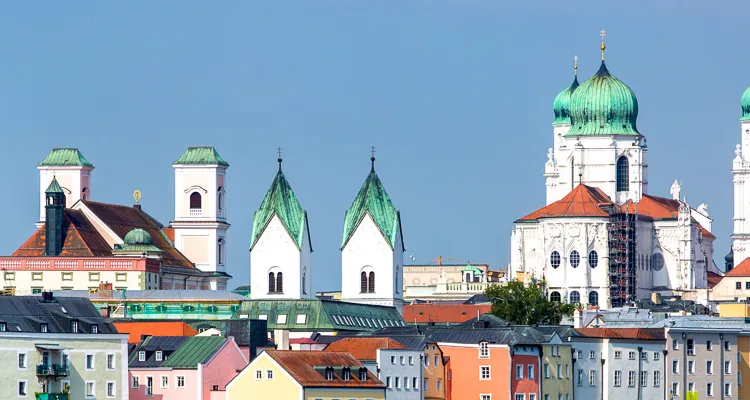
553;56;580;125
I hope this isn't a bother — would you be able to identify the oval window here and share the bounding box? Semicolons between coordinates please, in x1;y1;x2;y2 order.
570;251;580;268
652;253;665;271
589;250;599;268
550;251;561;269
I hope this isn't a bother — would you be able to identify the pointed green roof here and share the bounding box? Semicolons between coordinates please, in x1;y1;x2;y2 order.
250;163;309;250
173;146;229;166
45;177;64;194
341;161;402;249
38;148;94;168
741;86;750;121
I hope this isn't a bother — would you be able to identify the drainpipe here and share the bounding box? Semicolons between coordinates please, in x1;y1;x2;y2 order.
637;346;643;400
682;333;687;398
600;358;605;400
720;333;725;400
663;350;668;400
571;346;576;400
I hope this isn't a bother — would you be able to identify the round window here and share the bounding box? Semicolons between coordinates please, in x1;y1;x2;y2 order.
550;251;561;269
570;250;580;268
652;253;665;271
589;250;599;268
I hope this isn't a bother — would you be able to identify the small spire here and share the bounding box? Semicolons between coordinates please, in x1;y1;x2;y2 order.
573;55;578;77
370;146;376;170
600;29;607;61
277;147;283;171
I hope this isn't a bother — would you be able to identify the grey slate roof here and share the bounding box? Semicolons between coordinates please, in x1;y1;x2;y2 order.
129;336;189;368
0;295;116;334
53;290;247;302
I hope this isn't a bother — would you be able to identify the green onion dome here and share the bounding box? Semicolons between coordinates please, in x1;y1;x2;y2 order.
741;86;750;121
567;62;639;136
553;76;580;125
123;228;152;245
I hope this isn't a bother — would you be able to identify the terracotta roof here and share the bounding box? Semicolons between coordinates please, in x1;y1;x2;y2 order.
707;271;723;288
14;210;112;257
324;338;406;360
266;350;385;388
725;258;750;277
162;227;175;243
574;328;665;340
290;338;318;345
114;321;198;345
402;304;492;324
517;184;614;221
698;224;716;239
620;194;680;219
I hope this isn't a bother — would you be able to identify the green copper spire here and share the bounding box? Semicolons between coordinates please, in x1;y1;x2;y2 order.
45;177;64;194
567;61;639;136
250;157;309;250
341;154;402;249
741;86;750;121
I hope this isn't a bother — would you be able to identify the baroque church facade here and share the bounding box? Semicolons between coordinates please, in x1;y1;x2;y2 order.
509;35;718;309
248;154;404;312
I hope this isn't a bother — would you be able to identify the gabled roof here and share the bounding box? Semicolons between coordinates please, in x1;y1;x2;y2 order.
620;194;680;219
113;321;198;345
14;209;112;257
129;336;227;369
707;271;723;288
38;148;94;168
250;167;310;251
0;295;116;334
129;336;189;368
173;146;229;166
266;350;384;388
341;167;402;249
725;258;750;277
324;337;406;360
574;328;665;340
517;184;614;221
403;304;493;324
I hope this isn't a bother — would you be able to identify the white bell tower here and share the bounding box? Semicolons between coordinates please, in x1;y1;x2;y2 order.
731;93;750;264
169;146;230;290
37;148;94;227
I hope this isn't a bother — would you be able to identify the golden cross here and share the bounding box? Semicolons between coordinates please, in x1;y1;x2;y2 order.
370;146;376;159
600;29;607;61
277;147;283;159
573;55;578;76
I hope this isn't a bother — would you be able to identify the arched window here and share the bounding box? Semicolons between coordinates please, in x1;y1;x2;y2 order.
268;272;276;293
217;187;224;213
360;271;368;293
550;251;561;269
465;272;472;283
616;156;629;192
368;271;375;293
82;187;89;200
570;251;580;268
190;192;202;209
550;291;561;303
569;290;581;304
589;250;599;268
276;272;283;293
217;239;224;265
589;291;599;306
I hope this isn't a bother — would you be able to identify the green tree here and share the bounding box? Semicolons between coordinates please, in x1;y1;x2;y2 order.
485;281;575;325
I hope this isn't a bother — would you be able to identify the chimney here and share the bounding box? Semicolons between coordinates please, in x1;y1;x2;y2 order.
651;292;662;305
44;177;66;256
40;291;54;303
274;329;290;350
99;306;110;318
99;282;113;291
573;308;582;328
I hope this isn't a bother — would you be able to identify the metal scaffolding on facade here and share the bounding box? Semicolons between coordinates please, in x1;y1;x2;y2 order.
608;210;637;308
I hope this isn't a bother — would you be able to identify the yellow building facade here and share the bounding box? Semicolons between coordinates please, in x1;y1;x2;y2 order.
540;339;574;400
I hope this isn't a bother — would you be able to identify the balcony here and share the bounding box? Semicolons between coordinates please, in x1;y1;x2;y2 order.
36;394;69;400
36;364;69;377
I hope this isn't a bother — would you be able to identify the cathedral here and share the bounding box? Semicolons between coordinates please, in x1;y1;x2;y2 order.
509;33;719;309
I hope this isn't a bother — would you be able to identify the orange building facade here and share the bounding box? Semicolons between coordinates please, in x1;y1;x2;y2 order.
438;342;511;400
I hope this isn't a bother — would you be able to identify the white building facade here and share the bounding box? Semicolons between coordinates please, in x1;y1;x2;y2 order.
730;88;750;267
37;148;94;227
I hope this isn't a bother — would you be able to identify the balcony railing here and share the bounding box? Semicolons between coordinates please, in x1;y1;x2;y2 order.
189;208;202;216
36;364;69;376
36;394;69;400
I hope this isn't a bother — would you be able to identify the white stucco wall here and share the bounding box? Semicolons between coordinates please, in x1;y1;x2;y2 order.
38;166;93;224
250;215;310;300
376;348;423;400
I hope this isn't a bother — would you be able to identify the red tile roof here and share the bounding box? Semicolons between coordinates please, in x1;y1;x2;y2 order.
266;350;385;388
620;195;715;239
517;184;614;221
324;338;406;360
290;338;318;345
707;271;723;288
162;227;175;243
113;321;198;345
14;210;112;257
403;304;492;324
575;328;665;340
725;258;750;277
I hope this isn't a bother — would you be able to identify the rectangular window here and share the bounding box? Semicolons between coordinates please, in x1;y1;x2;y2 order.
746;282;750;289
673;360;679;374
116;273;127;282
707;360;714;375
725;341;731;351
528;364;534;380
437;379;442;392
688;360;695;374
614;351;622;359
481;395;492;400
161;376;169;389
653;371;661;387
577;369;583;386
61;272;73;281
395;377;400;388
400;356;405;365
412;377;417;389
409;356;414;365
589;370;596;386
672;382;679;397
4;272;14;281
707;340;713;350
641;351;648;360
628;351;636;360
434;355;438;366
481;366;491;380
589;350;596;359
654;352;660;361
255;370;262;380
132;376;140;389
544;364;550;379
516;364;523;379
687;339;695;355
614;370;622;386
725;382;732;397
391;356;396;365
177;376;185;388
31;287;42;294
18;352;26;369
86;381;95;397
386;377;391;388
557;364;562;379
86;354;94;370
31;272;43;281
423;378;427;389
566;364;570;378
106;381;115;398
688;382;695;392
138;351;145;362
628;371;636;387
673;339;678;350
577;350;582;359
404;376;409;388
725;360;731;375
738;282;743;289
479;342;490;358
18;380;27;397
89;272;100;282
276;314;287;324
266;370;273;380
107;354;115;370
640;371;648;387
707;382;714;397
515;395;525;400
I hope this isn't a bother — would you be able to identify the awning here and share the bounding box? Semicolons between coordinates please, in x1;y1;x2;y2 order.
35;344;68;350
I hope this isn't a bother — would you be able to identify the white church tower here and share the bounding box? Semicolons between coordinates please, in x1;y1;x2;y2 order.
341;152;404;313
249;155;312;300
731;87;750;265
37;148;94;227
169;146;230;290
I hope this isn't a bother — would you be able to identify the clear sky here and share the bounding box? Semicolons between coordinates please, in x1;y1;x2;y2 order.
0;1;747;292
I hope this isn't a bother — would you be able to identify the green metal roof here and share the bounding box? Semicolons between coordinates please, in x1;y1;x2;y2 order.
552;75;579;125
45;177;64;194
741;86;750;121
567;62;639;136
236;299;405;332
341;163;401;249
462;264;483;276
173;147;229;166
250;165;310;251
38;148;94;167
160;336;226;369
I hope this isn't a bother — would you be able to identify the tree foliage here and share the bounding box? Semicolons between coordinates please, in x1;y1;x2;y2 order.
485;281;575;325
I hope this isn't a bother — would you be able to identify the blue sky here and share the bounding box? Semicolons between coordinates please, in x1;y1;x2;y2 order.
0;2;746;292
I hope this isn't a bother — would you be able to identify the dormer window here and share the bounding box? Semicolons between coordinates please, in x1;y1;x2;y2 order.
70;321;78;333
342;367;351;381
324;367;334;381
91;325;98;334
358;367;367;381
155;351;163;361
0;322;6;331
138;351;146;362
40;323;48;333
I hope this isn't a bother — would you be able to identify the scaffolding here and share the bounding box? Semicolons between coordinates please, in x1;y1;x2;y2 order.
608;211;637;308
